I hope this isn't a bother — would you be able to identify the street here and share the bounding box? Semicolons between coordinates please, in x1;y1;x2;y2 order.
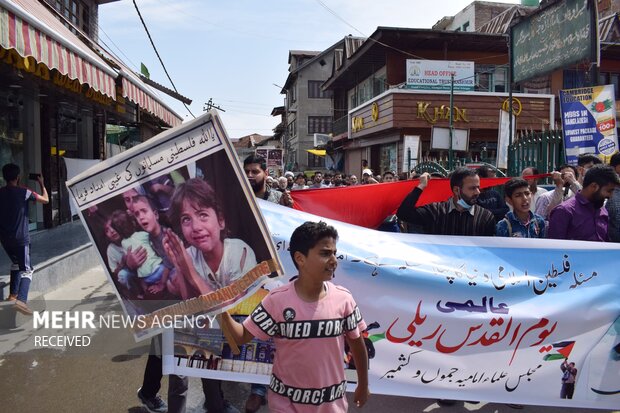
0;266;617;413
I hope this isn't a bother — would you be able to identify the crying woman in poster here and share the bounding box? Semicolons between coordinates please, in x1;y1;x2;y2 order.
162;178;257;299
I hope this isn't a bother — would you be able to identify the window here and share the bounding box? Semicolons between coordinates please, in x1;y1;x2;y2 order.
308;153;325;168
474;65;507;92
563;69;587;89
287;119;297;138
48;0;91;37
462;22;470;31
307;116;332;134
493;68;506;92
347;66;387;110
597;72;620;97
476;71;491;91
288;85;297;104
308;81;333;99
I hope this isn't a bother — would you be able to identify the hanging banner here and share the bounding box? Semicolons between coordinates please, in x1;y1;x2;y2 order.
164;200;620;409
66;112;283;339
559;85;618;165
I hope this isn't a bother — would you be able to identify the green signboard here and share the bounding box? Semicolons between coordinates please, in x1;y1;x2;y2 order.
511;0;596;84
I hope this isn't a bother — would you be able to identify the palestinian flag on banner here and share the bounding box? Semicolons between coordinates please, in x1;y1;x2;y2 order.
543;341;575;361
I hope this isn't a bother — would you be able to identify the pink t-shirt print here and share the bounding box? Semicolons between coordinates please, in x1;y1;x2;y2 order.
244;281;366;413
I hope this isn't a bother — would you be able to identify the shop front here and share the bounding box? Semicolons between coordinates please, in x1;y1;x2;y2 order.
345;89;554;175
0;0;182;230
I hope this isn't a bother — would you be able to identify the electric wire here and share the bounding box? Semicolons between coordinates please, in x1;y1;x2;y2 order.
132;0;195;118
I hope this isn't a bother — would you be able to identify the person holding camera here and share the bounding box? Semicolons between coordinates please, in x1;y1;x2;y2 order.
0;164;48;315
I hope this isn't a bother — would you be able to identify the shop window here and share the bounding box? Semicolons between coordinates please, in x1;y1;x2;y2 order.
308;81;333;98
308;116;332;134
380;143;398;175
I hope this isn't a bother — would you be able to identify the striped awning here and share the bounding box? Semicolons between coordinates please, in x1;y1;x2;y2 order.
0;0;117;99
121;75;183;128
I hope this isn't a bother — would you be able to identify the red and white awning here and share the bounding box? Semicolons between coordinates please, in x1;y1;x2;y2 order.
121;73;183;128
0;0;117;99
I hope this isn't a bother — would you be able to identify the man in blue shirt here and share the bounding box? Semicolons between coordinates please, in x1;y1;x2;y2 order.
496;178;546;238
0;163;48;315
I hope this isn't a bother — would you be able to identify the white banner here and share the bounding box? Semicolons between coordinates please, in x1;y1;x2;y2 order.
164;201;620;409
497;109;515;169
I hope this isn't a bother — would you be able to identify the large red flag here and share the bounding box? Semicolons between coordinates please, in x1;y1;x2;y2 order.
290;177;511;228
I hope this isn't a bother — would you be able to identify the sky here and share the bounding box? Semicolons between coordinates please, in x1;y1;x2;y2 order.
99;0;521;139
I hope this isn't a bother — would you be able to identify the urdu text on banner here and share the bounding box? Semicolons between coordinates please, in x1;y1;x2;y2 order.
164;200;620;409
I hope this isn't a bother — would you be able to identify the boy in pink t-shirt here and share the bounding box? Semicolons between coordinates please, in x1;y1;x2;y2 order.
221;221;369;412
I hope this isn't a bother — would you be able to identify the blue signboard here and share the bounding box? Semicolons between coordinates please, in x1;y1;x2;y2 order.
559;85;618;165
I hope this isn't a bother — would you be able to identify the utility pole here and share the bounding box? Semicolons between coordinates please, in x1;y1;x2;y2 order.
449;73;454;171
203;98;226;112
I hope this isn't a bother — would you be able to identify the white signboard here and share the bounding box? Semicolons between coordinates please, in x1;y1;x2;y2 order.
402;135;420;173
431;127;469;151
406;60;475;91
497;109;516;169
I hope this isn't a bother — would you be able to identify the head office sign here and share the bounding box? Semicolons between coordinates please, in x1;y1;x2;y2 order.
406;60;474;91
511;0;597;84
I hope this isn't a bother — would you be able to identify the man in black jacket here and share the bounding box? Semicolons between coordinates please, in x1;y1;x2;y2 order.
397;167;495;236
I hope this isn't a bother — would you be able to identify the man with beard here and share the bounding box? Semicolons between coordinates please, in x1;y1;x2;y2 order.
396;167;495;236
548;164;620;241
309;171;326;189
243;154;293;207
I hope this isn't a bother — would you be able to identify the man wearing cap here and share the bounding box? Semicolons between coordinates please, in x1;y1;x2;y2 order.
362;169;379;184
283;171;295;190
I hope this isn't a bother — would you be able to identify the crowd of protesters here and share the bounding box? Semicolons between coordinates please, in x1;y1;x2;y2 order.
3;150;619;413
264;152;620;243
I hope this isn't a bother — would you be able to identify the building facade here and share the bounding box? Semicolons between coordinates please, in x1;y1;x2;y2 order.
0;0;182;229
323;27;554;176
280;39;364;172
